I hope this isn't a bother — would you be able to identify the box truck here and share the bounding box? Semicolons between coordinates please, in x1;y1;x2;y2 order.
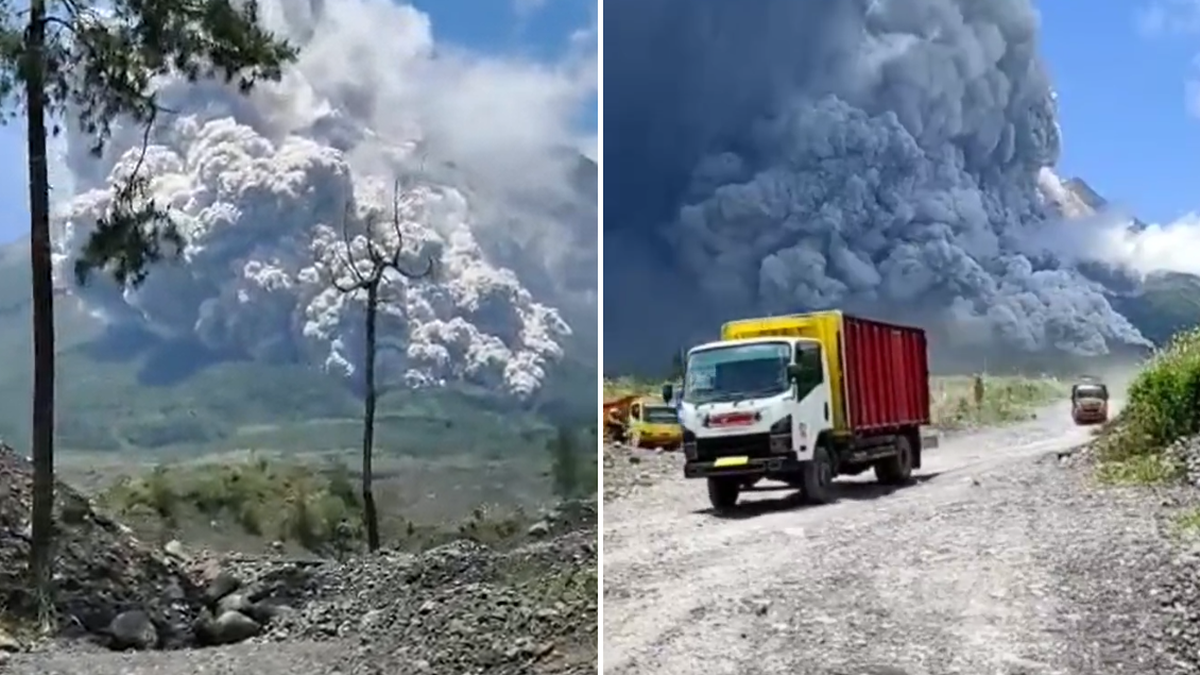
661;310;934;510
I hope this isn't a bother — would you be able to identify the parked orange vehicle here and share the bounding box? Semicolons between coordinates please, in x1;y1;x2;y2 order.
1070;378;1109;426
603;395;683;449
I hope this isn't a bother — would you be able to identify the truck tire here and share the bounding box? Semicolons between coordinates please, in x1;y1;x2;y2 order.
800;445;835;504
875;435;914;485
707;477;739;511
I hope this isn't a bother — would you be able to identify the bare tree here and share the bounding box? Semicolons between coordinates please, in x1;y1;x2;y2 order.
331;179;434;552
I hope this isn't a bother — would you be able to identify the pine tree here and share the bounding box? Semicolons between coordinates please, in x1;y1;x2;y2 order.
0;0;298;617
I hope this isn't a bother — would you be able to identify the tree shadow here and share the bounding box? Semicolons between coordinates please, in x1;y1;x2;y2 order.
694;472;943;520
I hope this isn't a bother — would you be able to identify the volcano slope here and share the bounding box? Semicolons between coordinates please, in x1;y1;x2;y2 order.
601;402;1181;675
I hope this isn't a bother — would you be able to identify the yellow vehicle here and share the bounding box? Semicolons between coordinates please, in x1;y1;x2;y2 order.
603;395;683;449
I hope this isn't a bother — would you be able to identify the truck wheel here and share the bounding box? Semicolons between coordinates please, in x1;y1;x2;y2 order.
707;478;739;511
801;445;835;504
875;435;914;485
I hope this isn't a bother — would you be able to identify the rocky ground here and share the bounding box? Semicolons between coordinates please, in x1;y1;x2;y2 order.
601;443;682;503
1148;434;1200;673
600;404;1200;674
0;445;596;674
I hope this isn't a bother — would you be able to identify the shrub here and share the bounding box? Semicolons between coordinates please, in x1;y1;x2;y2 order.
1096;327;1200;472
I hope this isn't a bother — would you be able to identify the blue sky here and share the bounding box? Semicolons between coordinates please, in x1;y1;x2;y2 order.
1041;0;1200;224
0;0;596;244
4;1;1198;241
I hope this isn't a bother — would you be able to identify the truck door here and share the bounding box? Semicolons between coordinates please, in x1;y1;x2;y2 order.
792;341;834;456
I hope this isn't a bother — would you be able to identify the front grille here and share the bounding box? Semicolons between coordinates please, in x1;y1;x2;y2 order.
695;432;771;461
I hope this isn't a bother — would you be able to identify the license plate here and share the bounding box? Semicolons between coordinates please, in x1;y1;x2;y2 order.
713;456;749;467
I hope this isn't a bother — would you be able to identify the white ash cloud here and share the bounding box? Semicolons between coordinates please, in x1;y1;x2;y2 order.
1033;168;1200;281
51;0;596;396
604;0;1150;371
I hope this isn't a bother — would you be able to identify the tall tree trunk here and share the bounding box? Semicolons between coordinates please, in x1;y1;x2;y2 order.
361;283;380;552
25;0;56;617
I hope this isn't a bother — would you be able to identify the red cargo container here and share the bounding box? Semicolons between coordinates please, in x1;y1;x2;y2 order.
841;314;931;432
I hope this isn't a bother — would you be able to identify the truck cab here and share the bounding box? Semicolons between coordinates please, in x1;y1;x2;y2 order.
1070;381;1109;426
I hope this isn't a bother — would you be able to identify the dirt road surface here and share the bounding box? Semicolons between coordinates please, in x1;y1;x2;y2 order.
602;402;1179;675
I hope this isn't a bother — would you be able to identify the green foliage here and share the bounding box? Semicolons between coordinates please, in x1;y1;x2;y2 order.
99;457;362;552
549;426;582;500
0;0;298;287
1095;328;1200;482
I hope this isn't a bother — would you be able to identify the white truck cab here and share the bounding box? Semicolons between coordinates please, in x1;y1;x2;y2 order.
661;336;840;507
662;327;930;511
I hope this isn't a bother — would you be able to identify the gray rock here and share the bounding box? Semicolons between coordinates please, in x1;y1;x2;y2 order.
108;610;157;651
216;592;254;617
0;627;21;652
163;539;186;560
204;571;242;605
210;610;262;645
527;521;551;537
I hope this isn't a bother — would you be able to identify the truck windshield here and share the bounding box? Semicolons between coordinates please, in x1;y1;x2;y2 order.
643;406;678;424
1074;385;1107;400
684;342;790;404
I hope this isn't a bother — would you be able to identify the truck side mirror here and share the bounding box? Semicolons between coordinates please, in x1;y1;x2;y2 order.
661;383;674;404
786;363;803;381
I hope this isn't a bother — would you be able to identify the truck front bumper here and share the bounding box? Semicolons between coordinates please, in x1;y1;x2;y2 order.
684;456;803;479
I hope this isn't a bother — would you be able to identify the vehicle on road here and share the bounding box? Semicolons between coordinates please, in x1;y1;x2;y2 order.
662;310;936;510
604;395;683;450
1070;377;1109;426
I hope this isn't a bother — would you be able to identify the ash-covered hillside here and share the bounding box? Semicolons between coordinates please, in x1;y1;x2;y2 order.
0;0;597;454
602;0;1199;374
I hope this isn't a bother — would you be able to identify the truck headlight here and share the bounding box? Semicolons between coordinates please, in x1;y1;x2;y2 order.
681;427;697;459
768;415;792;454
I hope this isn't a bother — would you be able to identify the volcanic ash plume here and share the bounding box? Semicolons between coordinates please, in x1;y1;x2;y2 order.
603;0;1148;371
51;0;597;396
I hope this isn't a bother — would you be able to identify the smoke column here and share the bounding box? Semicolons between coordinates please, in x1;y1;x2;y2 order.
603;0;1154;373
51;0;597;396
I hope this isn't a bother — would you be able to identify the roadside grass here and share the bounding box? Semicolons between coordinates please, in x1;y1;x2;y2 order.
1173;507;1200;537
1093;327;1200;485
603;374;1064;431
929;375;1065;430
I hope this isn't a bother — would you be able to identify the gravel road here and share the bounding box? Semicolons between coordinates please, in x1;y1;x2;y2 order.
602;402;1180;675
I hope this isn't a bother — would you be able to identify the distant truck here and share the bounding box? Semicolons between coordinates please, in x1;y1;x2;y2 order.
1070;377;1109;426
662;310;935;510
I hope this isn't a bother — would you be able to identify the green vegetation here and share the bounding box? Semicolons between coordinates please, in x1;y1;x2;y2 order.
604;374;1064;431
549;426;593;500
1094;328;1200;485
98;453;597;554
929;375;1065;430
99;458;364;553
